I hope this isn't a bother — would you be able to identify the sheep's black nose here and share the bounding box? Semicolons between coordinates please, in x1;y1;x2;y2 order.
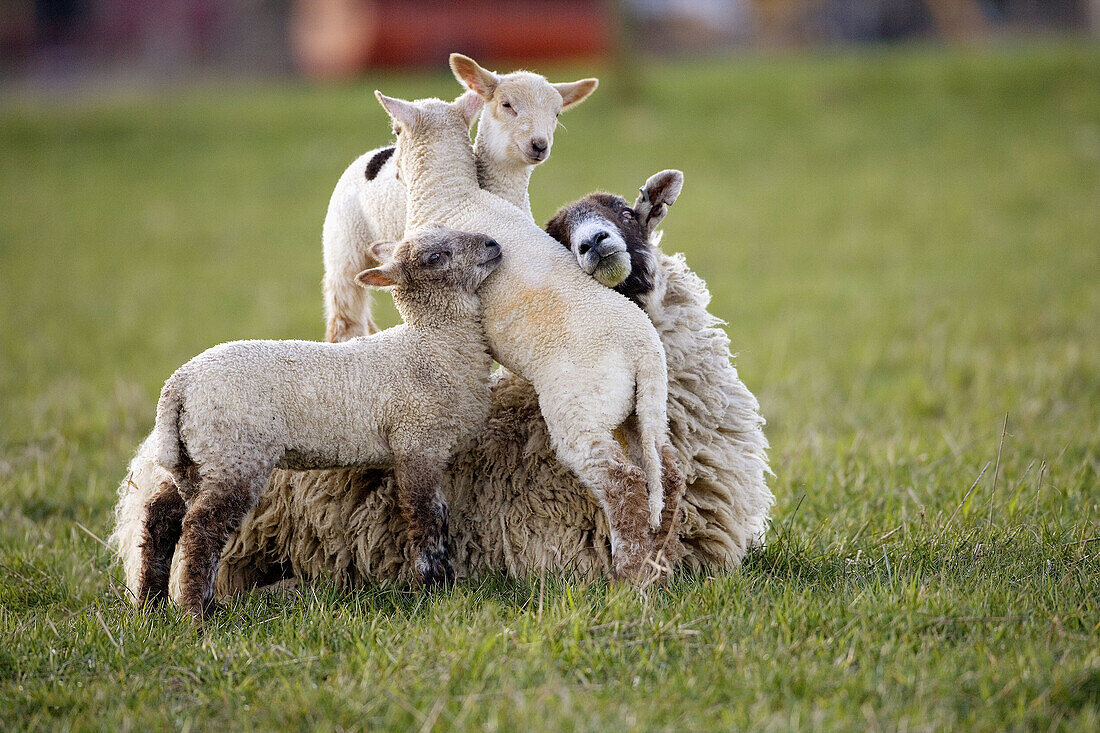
531;138;548;153
593;231;609;244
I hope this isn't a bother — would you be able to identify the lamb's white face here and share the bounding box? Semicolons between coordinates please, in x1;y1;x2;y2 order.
481;73;565;166
450;54;598;169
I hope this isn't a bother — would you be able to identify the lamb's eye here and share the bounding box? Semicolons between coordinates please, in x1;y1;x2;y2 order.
621;209;635;220
428;253;441;265
501;101;517;116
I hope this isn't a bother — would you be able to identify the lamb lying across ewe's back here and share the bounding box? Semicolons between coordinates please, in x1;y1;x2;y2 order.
110;170;771;599
376;90;683;580
323;53;597;341
141;226;502;618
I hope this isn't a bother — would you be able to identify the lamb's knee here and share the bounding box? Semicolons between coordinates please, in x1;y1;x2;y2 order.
324;281;369;342
325;314;361;343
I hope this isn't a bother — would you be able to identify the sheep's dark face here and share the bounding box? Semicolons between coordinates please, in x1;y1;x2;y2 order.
545;194;649;298
544;170;683;306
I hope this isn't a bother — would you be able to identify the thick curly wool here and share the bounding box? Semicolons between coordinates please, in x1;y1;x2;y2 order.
109;247;771;596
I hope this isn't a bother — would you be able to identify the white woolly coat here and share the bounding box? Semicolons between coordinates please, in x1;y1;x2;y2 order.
156;330;492;479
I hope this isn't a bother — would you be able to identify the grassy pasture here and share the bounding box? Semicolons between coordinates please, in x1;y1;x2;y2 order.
1;44;1098;730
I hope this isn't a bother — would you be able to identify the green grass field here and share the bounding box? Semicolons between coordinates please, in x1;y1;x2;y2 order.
1;43;1098;730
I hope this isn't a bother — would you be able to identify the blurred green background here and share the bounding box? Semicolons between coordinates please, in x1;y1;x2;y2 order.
1;43;1098;729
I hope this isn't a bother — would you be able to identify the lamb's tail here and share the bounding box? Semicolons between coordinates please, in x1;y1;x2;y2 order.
152;377;192;491
633;344;670;530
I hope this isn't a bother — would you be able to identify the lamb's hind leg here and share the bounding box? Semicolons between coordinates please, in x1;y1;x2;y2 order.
393;456;454;588
175;471;265;619
324;239;381;342
547;426;654;582
136;477;187;607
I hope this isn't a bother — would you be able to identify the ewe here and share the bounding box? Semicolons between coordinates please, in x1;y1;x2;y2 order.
323;54;597;342
142;226;501;617
374;90;682;580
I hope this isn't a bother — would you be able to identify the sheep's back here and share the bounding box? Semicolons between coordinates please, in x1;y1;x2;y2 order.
416;189;661;380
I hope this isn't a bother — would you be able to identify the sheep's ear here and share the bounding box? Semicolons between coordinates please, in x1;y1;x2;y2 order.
375;91;419;130
553;78;599;110
449;53;499;100
370;241;397;263
634;169;684;233
355;262;403;289
454;90;484;130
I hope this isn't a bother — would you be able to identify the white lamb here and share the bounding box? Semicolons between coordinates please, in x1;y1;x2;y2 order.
322;54;597;341
142;226;502;617
376;89;682;580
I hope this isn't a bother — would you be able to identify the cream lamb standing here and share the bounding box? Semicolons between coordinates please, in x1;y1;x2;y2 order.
141;226;502;618
322;54;597;341
376;90;682;580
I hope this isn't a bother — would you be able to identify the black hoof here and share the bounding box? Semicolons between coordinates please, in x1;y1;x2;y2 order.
417;547;454;589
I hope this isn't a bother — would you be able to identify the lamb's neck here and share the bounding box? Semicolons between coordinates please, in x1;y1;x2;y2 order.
424;318;492;373
403;150;481;228
474;140;533;218
395;296;488;356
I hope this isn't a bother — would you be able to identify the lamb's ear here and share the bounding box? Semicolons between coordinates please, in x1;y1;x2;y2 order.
454;90;484;130
355;262;404;289
370;241;397;263
375;91;419;130
553;78;599;110
449;53;499;99
634;169;684;233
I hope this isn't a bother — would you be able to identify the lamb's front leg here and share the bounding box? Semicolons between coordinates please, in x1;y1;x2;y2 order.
546;426;654;582
393;456;454;588
175;471;265;619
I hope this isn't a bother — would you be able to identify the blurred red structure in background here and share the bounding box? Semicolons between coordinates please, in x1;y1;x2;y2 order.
2;1;1096;84
291;0;611;78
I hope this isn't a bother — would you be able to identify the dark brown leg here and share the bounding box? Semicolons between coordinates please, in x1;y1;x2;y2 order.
603;453;655;581
393;458;453;588
136;479;187;606
176;478;261;620
546;425;656;584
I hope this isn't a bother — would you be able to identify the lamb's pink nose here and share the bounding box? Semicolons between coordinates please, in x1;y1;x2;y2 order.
530;138;548;154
